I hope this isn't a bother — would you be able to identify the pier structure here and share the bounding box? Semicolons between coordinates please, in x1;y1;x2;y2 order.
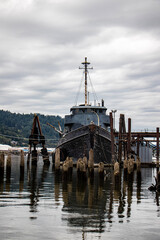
112;114;160;169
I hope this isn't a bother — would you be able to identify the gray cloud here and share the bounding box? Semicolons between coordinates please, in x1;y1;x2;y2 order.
0;0;160;130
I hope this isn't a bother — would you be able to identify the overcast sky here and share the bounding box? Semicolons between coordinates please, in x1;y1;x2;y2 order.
0;0;160;131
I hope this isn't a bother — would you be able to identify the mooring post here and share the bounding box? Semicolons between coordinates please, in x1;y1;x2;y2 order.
98;162;104;178
6;153;11;169
156;127;159;169
27;149;30;165
88;149;94;169
55;148;60;170
0;152;5;169
110;112;115;164
121;114;127;160
137;135;140;158
114;161;120;176
20;150;25;168
128;155;134;174
136;156;141;172
62;160;69;172
127;118;131;156
118;114;123;165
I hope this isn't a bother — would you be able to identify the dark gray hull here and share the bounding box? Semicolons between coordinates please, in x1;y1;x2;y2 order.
56;124;112;164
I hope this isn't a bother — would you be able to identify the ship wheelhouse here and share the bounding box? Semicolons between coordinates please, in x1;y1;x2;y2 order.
64;104;110;132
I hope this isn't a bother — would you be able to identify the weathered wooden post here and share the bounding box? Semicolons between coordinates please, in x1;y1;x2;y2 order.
62;160;69;180
121;114;127;160
137;135;140;157
118;114;123;165
68;157;73;169
27;152;30;166
77;158;82;171
123;157;128;171
156;127;159;170
0;153;5;186
88;148;94;174
114;161;120;176
6;153;11;169
110;112;115;164
127;118;131;156
55;148;60;170
0;152;5;169
98;162;104;178
77;158;86;172
83;156;87;168
77;158;86;180
6;154;11;192
136;156;141;172
62;160;69;172
20;150;25;168
128;155;134;174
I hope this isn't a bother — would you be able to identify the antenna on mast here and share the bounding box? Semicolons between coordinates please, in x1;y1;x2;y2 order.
79;57;93;106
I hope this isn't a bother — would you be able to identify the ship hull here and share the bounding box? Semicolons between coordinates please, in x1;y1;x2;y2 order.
56;124;112;164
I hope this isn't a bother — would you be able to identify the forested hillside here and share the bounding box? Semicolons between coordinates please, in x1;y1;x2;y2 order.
0;110;64;147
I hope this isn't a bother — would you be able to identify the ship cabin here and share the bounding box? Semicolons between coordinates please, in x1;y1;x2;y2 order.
64;104;110;133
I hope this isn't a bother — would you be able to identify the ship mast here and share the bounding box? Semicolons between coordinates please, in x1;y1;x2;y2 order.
79;57;93;106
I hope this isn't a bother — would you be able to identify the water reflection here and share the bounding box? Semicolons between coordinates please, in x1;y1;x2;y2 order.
61;169;114;234
0;168;4;193
0;155;160;240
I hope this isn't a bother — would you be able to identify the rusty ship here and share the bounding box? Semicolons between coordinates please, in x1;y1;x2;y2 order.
55;58;112;164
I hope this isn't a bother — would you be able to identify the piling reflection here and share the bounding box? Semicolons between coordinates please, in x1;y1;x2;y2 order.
0;168;4;193
0;154;159;238
28;164;39;213
6;166;11;192
61;169;113;234
137;171;142;203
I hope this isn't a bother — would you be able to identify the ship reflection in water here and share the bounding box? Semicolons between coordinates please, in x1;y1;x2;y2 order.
0;155;160;240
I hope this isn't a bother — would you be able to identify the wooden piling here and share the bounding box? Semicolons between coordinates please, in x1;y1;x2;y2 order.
27;152;30;165
55;148;60;170
127;118;131;155
77;158;82;171
20;150;25;168
83;156;87;167
98;162;104;173
0;152;5;168
136;156;141;172
62;160;69;172
123;157;128;170
137;135;140;157
110;112;115;164
128;156;134;174
118;114;123;164
114;162;120;176
79;161;86;173
156;127;159;169
6;153;11;168
68;157;73;169
77;158;86;173
121;114;127;160
88;149;94;169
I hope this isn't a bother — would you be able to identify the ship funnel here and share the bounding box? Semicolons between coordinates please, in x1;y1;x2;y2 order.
102;99;104;107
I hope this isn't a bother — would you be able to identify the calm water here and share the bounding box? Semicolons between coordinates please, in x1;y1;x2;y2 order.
0;155;160;240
